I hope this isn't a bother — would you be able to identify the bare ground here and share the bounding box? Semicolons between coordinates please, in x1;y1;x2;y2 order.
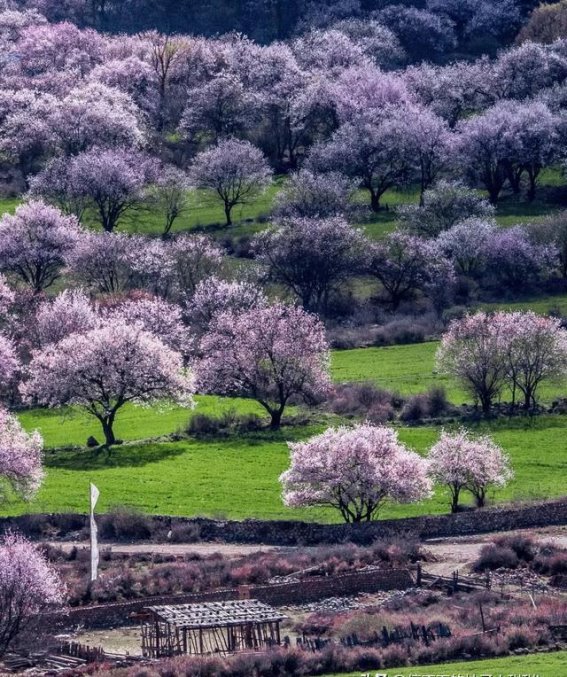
423;525;567;577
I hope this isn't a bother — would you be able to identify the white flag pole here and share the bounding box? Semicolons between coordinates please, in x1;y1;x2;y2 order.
89;483;100;583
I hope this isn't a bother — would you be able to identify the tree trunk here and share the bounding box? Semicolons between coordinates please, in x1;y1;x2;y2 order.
487;185;501;205
269;408;283;430
224;204;233;226
370;190;381;213
451;487;461;513
474;488;486;508
479;392;492;417
526;169;538;203
101;417;116;446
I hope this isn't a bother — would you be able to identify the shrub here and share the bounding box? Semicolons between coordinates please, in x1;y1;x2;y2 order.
99;507;152;541
473;543;519;571
494;534;536;563
400;387;450;422
169;523;202;543
425;387;449;418
533;549;567;575
186;410;263;437
327;382;402;421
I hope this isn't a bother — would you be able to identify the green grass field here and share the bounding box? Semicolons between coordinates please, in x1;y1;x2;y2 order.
326;650;567;676
1;172;566;521
5;392;566;519
332;342;567;404
3;167;563;241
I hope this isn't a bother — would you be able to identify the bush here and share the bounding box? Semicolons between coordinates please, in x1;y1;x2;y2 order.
533;549;567;575
186;410;263;437
99;507;152;541
400;387;450;422
494;534;536;563
169;523;202;543
327;382;402;422
473;543;519;571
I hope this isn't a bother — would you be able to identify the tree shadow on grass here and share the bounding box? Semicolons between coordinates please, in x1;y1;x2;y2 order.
44;442;188;471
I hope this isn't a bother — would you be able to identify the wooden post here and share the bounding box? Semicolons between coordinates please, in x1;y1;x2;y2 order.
479;602;486;633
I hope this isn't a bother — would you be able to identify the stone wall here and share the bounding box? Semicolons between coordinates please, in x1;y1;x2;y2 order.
40;568;414;631
4;497;567;546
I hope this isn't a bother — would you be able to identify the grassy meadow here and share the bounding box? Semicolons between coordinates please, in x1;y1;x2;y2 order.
332;341;567;404
4;387;566;519
0;169;565;522
327;650;567;677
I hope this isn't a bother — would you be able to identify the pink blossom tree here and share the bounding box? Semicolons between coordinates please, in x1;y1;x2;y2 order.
0;408;43;504
436;312;509;415
67;232;133;294
127;236;175;298
168;234;224;297
500;312;567;410
48;82;146;155
429;429;513;511
89;55;160;124
272;170;356;219
179;74;257;144
454;106;510;204
0;334;19;394
189;139;272;226
15;20;104;78
34;288;97;347
0;532;64;657
403;60;492;127
292;28;369;74
330;65;413;125
197;303;331;429
436;218;496;277
185;276;266;336
32;148;159;233
308;107;417;212
280;424;432;522
254;217;366;314
22;322;195;446
144;166;191;237
484;226;555;291
376;5;456;62
0;200;80;292
367;231;454;311
398;181;495;238
330;19;406;69
103;295;189;357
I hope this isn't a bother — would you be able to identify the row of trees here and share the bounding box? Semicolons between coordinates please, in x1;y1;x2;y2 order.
0;275;331;442
8;0;534;49
438;311;567;414
0;7;566;193
30;138;272;232
281;424;512;522
1;192;560;327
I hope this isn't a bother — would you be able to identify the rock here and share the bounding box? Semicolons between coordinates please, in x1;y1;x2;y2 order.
87;436;99;448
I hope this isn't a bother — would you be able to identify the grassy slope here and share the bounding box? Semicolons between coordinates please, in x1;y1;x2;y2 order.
8;396;567;519
326;651;567;677
331;342;567;404
5;167;562;241
3;172;566;519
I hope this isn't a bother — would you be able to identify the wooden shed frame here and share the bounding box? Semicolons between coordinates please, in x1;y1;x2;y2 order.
140;600;287;658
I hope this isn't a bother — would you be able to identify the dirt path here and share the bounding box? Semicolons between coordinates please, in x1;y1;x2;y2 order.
48;525;567;571
423;525;567;576
48;541;280;557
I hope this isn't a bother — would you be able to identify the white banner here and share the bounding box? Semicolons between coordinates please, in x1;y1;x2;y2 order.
90;483;100;582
